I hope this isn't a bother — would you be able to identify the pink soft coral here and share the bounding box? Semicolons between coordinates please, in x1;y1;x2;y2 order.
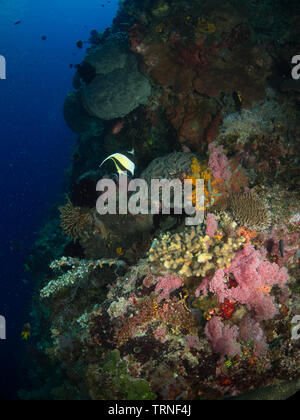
205;316;241;356
197;245;289;321
205;213;218;237
238;315;268;357
145;273;182;303
208;141;231;181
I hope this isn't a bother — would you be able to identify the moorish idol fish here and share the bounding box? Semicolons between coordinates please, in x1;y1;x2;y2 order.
99;149;135;177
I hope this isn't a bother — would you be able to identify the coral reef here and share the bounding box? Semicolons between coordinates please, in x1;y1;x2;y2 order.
22;0;300;402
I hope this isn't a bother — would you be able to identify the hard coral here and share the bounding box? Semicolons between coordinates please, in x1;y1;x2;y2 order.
75;35;152;120
212;191;271;231
40;257;125;299
140;152;196;185
228;192;271;231
149;226;245;278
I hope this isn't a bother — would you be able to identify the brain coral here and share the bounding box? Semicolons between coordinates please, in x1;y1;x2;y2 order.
81;37;152;120
227;192;271;231
211;192;271;231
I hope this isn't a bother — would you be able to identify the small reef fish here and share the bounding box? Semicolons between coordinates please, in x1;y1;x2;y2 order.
116;247;125;256
112;120;125;135
279;239;284;258
100;150;135;177
14;20;21;25
21;323;31;340
76;40;83;49
41;35;47;40
233;91;243;112
182;144;191;153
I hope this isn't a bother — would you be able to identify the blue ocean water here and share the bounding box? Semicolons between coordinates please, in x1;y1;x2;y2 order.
0;0;119;399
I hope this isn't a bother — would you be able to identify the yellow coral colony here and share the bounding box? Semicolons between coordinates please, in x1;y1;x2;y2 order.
148;226;245;278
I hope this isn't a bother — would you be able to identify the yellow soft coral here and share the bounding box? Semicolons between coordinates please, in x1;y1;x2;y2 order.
185;158;222;210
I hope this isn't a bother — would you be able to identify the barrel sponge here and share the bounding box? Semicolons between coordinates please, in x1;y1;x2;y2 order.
82;60;151;120
84;38;129;76
82;40;151;120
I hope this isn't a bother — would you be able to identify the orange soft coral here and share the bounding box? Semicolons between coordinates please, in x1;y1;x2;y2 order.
237;226;258;243
185;157;222;210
